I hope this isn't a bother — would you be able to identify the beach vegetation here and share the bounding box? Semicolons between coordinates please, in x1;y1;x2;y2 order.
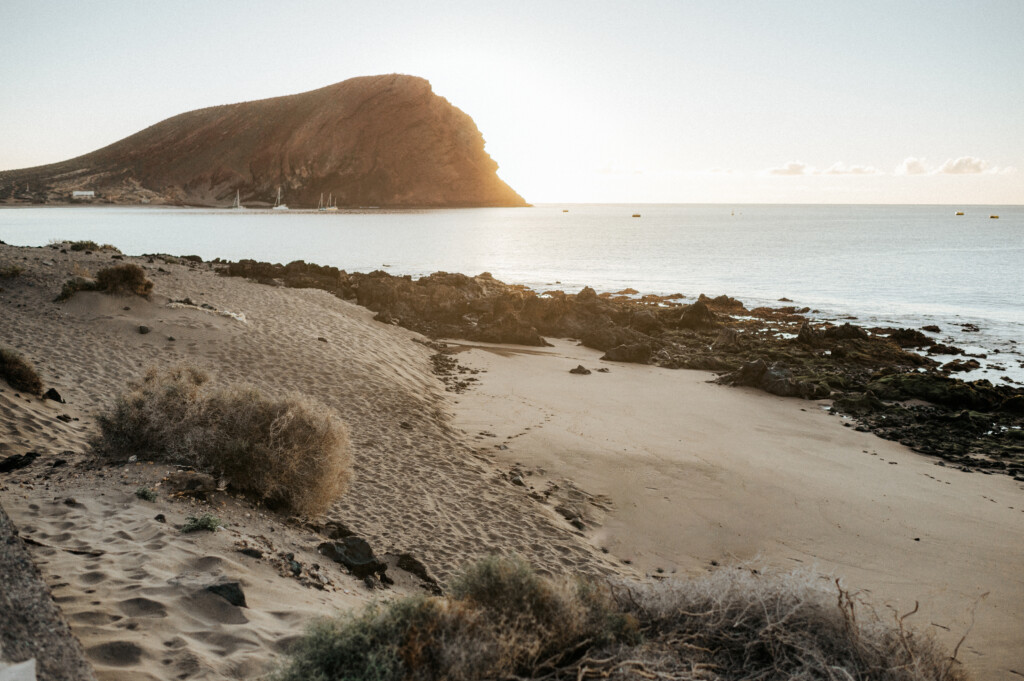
94;263;153;296
274;558;966;681
181;513;222;533
0;347;43;395
55;263;153;301
0;265;23;278
67;240;121;253
134;486;158;502
55;276;98;301
93;365;353;516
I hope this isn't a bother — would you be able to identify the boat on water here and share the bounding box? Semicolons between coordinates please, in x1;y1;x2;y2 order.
231;190;243;210
990;215;999;219
317;192;339;212
272;187;288;211
955;211;964;216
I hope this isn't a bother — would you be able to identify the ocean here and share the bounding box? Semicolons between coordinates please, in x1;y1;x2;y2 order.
2;203;1021;384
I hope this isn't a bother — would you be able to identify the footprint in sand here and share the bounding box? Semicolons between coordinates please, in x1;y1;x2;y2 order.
86;640;145;666
118;597;168;618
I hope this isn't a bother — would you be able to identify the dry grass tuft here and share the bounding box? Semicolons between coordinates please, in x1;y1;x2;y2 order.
619;566;969;681
0;347;43;395
94;263;152;296
274;560;968;681
93;366;352;516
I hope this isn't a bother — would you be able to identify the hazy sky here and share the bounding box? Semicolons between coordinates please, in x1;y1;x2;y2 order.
1;0;1022;204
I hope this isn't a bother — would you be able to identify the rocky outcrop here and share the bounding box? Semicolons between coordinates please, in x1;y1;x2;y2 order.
215;259;1024;476
0;74;527;208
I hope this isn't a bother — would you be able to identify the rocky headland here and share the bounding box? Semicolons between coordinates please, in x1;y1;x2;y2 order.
218;258;1024;476
0;74;526;208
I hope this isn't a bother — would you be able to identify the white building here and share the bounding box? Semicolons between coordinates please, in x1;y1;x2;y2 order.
71;191;95;199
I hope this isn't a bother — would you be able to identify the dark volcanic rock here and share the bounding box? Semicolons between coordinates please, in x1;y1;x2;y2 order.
601;343;652;364
0;74;526;208
676;301;718;329
0;451;40;473
204;580;247;607
712;328;742;351
942;359;981;373
795;322;822;347
824;323;868;341
885;328;931;347
42;387;64;403
569;365;592;375
319;537;387;579
395;553;442;595
719;360;828;400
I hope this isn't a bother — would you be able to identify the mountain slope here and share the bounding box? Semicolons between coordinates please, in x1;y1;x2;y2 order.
0;74;527;208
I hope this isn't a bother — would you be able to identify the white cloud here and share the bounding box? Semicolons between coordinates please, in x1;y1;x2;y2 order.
894;156;1017;176
895;157;929;175
935;156;989;174
766;161;810;176
765;161;881;176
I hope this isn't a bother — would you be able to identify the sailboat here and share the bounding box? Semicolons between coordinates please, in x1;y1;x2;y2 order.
272;187;288;211
318;192;338;212
231;190;244;210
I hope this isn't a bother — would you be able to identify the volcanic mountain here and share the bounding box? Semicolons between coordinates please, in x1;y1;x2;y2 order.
0;74;527;208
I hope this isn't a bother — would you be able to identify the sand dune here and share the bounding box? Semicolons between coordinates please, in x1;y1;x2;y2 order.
0;244;612;679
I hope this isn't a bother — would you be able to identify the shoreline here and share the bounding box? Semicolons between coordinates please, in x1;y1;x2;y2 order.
1;242;1022;679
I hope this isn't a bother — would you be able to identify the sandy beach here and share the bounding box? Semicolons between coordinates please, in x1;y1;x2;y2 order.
446;339;1024;680
1;242;1022;680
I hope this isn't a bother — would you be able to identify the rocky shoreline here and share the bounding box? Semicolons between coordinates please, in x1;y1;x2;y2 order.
215;258;1024;477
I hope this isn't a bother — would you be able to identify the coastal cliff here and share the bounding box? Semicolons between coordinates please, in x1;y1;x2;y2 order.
0;74;527;208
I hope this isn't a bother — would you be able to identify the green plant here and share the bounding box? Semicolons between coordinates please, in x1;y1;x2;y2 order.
54;277;98;301
134;487;157;502
0;347;43;395
93;366;353;516
181;513;222;533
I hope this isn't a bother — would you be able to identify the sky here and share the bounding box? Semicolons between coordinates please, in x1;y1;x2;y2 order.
1;0;1022;204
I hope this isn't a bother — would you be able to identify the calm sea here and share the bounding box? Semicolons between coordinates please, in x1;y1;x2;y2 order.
2;204;1021;384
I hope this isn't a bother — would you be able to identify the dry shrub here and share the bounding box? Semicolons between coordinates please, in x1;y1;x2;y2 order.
274;556;634;681
0;347;43;395
617;567;969;681
68;240;121;253
275;560;968;681
196;385;352;516
0;265;23;278
94;263;152;297
93;366;352;516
